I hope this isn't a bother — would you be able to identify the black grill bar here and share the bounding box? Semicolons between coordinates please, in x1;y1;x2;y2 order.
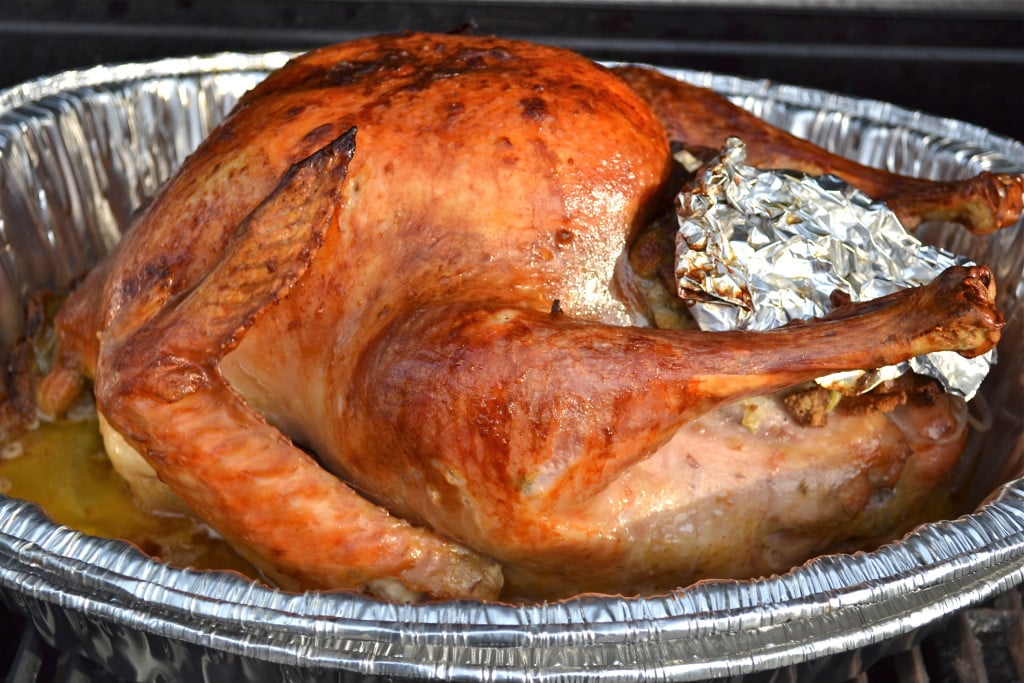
7;621;46;683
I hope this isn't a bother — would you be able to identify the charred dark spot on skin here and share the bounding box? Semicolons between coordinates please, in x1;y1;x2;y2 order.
302;123;336;148
396;48;516;94
119;259;174;301
292;42;519;102
284;104;306;119
298;53;416;90
460;47;514;62
214;125;237;144
446;101;465;122
555;229;574;246
452;47;514;72
519;96;548;121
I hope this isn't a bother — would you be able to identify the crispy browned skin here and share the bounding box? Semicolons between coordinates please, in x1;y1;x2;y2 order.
615;65;1024;235
45;33;1007;600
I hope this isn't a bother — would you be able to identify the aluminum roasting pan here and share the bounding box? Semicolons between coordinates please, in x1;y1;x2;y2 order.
0;51;1022;683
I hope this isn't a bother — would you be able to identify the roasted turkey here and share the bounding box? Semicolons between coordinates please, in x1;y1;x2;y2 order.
35;33;1017;601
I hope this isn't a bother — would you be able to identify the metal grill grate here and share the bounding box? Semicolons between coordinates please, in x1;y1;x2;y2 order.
2;583;1022;682
853;583;1024;683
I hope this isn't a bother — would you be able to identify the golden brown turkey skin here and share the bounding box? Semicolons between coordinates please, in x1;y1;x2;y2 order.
43;33;1008;601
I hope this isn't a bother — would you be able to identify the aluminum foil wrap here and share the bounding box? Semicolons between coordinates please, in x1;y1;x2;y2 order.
0;56;1022;683
676;136;993;400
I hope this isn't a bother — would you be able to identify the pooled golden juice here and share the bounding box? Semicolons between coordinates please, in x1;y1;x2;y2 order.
0;411;258;578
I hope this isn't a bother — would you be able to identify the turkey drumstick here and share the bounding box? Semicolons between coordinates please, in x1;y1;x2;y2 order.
615;66;1024;235
351;265;1000;518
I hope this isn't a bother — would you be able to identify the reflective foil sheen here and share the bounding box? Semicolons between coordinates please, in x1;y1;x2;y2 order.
675;137;994;399
1;55;1023;682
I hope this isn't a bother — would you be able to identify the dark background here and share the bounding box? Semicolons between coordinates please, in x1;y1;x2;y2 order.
1;0;1023;142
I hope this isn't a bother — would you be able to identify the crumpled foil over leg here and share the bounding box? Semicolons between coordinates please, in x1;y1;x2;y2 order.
675;137;995;399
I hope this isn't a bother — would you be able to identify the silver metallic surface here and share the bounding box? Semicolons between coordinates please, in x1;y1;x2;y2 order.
674;136;993;399
0;53;1021;682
